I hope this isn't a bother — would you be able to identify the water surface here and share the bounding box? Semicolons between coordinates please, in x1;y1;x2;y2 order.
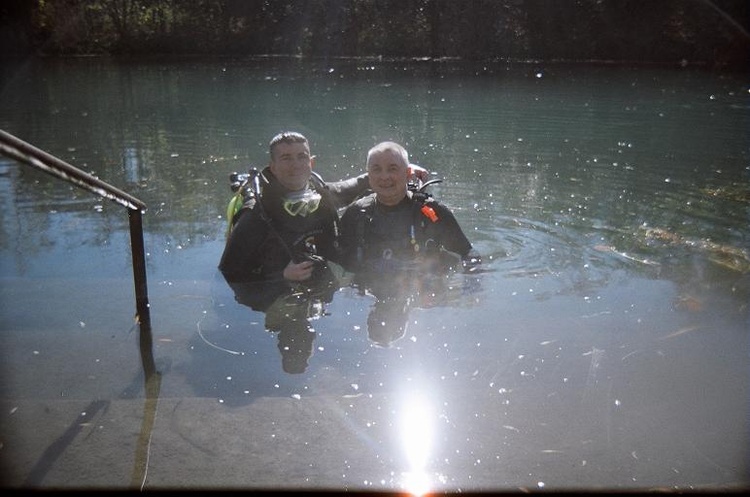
1;58;748;492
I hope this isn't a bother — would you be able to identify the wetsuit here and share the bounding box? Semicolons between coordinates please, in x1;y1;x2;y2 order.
338;191;476;275
219;166;369;283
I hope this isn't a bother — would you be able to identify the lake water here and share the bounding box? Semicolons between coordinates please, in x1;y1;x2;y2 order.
1;58;748;492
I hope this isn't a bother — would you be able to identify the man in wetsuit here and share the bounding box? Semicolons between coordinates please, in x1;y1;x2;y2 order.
338;140;481;276
219;131;369;284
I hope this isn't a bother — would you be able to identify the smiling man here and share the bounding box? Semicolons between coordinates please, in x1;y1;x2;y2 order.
338;141;480;275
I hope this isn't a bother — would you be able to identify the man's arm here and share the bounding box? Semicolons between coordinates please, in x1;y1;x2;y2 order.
431;202;481;270
324;164;430;209
324;173;370;208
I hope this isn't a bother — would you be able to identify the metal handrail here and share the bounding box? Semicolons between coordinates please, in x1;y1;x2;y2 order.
0;129;151;330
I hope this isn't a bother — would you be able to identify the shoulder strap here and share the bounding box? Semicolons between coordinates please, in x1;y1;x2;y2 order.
244;168;294;260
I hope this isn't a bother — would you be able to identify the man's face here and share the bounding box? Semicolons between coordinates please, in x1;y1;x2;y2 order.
269;141;313;191
367;149;409;206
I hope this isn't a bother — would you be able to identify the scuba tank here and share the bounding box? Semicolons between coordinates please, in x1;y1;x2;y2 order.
225;168;263;238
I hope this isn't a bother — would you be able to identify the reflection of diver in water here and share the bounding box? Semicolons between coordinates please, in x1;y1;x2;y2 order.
356;268;469;348
336;141;482;347
227;266;338;374
265;289;326;374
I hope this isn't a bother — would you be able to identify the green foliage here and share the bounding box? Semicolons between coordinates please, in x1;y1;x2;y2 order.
7;0;749;67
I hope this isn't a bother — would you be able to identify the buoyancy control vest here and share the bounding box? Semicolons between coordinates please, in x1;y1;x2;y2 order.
348;189;456;273
226;167;341;267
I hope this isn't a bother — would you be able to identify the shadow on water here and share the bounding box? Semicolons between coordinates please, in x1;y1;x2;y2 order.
19;318;163;489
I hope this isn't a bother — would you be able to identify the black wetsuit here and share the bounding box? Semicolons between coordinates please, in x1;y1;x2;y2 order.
338;191;475;275
219;166;369;283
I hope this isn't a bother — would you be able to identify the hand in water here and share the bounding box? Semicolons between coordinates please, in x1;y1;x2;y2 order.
283;259;316;281
409;163;430;182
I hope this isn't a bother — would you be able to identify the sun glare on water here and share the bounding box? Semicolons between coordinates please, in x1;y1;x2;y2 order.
398;392;436;496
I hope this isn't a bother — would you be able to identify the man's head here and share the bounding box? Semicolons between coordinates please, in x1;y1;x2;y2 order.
366;141;410;206
268;131;315;191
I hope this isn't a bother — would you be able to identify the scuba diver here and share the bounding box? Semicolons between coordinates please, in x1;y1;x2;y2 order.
338;140;481;276
338;141;481;347
219;131;366;284
218;131;358;373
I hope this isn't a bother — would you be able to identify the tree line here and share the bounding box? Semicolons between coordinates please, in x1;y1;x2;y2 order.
2;0;749;68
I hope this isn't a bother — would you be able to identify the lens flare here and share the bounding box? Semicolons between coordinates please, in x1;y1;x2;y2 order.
398;393;435;496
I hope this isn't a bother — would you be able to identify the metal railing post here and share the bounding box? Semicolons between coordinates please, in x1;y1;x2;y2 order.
129;208;152;330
